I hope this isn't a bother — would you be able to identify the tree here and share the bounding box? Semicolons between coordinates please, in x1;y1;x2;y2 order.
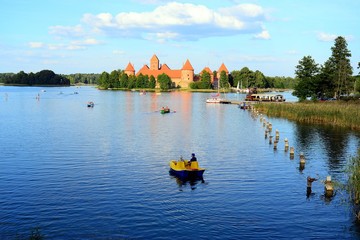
355;77;360;93
98;71;110;89
239;67;253;88
149;75;156;88
317;60;336;97
109;70;120;88
119;73;128;88
219;70;229;89
127;75;136;89
157;73;172;90
328;36;353;97
230;70;242;89
136;74;145;88
293;56;320;100
254;70;266;88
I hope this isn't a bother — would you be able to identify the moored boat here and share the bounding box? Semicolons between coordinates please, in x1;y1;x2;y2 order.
87;101;94;107
169;159;205;179
245;93;286;102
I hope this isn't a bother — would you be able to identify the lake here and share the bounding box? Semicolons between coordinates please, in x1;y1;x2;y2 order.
0;86;360;239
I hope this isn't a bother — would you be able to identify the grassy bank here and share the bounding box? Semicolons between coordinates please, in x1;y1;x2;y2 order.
255;101;360;131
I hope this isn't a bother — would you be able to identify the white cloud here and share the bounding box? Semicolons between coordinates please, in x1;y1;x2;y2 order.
220;4;266;19
28;38;101;51
72;38;101;46
317;32;354;42
254;30;270;40
317;32;337;42
81;2;269;41
286;50;298;55
144;31;179;43
113;50;125;55
49;24;85;38
29;42;45;48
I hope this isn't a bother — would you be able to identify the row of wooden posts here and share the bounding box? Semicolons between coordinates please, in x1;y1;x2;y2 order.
251;108;334;198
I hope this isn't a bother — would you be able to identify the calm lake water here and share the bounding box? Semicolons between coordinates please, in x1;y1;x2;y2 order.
1;86;360;239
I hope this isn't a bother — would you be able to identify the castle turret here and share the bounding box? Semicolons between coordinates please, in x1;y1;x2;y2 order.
180;59;194;88
124;62;135;76
217;63;229;79
150;54;159;70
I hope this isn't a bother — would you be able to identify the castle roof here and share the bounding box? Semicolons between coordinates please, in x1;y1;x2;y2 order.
125;62;135;72
182;59;194;71
151;54;159;62
161;64;170;70
218;63;229;74
136;64;181;78
201;67;213;75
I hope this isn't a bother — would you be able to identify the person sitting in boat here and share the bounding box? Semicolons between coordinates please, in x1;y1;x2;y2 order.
186;153;197;167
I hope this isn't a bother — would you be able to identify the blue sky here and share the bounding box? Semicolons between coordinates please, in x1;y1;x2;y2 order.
0;0;359;77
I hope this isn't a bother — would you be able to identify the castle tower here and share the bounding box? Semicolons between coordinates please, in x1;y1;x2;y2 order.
180;59;194;88
150;54;159;70
124;62;135;76
217;63;229;79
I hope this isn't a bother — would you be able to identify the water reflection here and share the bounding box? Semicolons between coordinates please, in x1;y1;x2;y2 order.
169;172;205;191
294;124;354;171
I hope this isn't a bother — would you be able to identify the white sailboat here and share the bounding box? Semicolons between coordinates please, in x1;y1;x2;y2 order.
206;80;226;103
236;81;240;93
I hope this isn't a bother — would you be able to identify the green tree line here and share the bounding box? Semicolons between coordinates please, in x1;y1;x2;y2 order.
97;70;158;90
0;70;70;86
190;68;295;90
293;36;358;100
65;73;100;85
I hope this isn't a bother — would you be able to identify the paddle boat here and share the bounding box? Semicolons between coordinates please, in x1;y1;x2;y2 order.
87;101;94;108
169;158;205;179
160;107;170;114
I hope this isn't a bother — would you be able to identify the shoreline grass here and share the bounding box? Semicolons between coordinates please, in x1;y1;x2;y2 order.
255;101;360;131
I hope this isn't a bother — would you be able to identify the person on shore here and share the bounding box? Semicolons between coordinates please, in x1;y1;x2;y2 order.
307;176;317;197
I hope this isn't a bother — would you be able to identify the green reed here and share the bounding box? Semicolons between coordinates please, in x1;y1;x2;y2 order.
345;149;360;220
255;101;360;131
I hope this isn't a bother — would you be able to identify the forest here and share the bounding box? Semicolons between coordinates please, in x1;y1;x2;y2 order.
0;70;70;86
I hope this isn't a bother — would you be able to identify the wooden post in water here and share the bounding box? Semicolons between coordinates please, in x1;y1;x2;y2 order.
269;135;273;144
273;140;278;150
265;129;268;139
284;138;289;152
290;147;295;159
324;176;334;197
275;129;280;141
299;152;305;169
268;123;273;132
